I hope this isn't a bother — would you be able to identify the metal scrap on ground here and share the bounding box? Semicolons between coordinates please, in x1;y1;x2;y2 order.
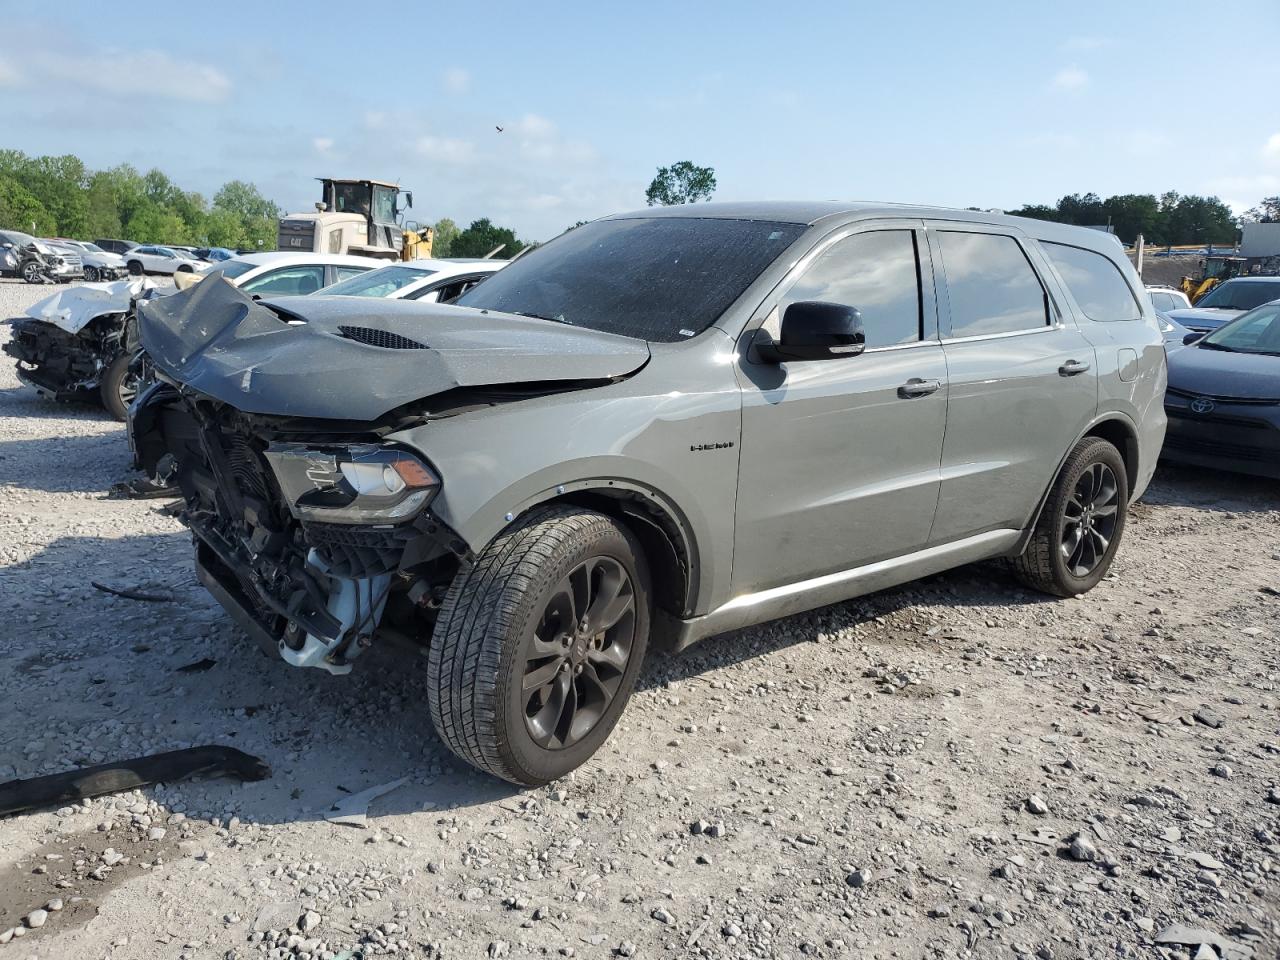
324;778;409;827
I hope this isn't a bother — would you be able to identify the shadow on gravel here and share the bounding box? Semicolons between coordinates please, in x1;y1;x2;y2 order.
0;385;113;422
1144;463;1278;511
0;433;131;493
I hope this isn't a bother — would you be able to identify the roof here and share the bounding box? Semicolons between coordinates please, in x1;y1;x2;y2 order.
319;178;403;189
603;201;1127;250
227;252;388;268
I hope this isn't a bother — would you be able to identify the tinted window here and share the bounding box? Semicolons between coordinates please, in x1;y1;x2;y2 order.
455;217;806;342
937;232;1048;337
241;265;325;296
1042;242;1140;321
1196;279;1280;311
777;230;921;348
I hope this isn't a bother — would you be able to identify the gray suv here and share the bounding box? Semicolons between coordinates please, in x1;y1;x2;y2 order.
131;202;1167;785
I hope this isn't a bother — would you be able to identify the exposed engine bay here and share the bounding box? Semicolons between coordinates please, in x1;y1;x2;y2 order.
5;313;131;398
133;384;471;674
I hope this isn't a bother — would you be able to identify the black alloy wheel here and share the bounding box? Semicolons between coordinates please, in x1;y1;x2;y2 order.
521;556;637;750
1060;462;1119;577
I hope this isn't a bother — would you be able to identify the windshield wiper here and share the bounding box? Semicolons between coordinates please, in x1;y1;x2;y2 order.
1198;341;1235;352
513;310;574;327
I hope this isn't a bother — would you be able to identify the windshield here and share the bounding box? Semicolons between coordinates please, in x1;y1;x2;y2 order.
1196;280;1280;311
320;263;435;298
455;217;806;342
202;259;257;280
1199;302;1280;355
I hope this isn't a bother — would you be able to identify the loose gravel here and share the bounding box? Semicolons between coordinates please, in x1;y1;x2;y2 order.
0;277;1277;959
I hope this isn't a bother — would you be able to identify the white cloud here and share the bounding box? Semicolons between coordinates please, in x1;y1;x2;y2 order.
415;135;474;163
313;137;334;154
2;46;230;102
1263;132;1280;164
442;67;470;95
511;113;597;164
0;56;18;86
1051;66;1089;91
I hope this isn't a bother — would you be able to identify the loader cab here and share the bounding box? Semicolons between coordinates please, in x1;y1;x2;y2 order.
321;179;411;255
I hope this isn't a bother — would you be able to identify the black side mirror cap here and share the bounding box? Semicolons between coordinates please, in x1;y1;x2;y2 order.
757;301;866;363
1183;331;1205;345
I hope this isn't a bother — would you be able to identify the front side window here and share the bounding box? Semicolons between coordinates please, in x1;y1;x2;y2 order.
372;186;397;225
241;265;325;296
1042;242;1140;322
936;231;1048;337
323;264;430;298
1196;280;1280;311
774;230;922;348
455;217;806;342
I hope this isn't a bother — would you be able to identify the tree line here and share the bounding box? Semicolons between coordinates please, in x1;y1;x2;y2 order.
1003;192;1250;245
0;148;529;258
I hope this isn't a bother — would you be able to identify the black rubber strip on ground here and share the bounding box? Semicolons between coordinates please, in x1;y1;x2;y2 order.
0;746;271;817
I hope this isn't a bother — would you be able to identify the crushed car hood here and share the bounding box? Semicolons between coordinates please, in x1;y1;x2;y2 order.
20;278;160;334
136;278;651;420
1167;344;1280;400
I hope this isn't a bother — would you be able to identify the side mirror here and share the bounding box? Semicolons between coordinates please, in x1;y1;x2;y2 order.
405;191;414;209
1183;331;1205;345
757;301;865;363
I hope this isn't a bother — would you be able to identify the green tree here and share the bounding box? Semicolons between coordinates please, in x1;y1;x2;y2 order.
1005;204;1060;222
1100;194;1161;244
1241;196;1280;223
0;175;56;234
645;161;716;206
450;218;524;259
431;217;459;257
213;180;280;251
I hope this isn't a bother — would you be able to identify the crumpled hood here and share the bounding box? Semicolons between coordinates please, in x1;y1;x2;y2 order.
19;278;160;334
136;277;651;421
1166;307;1243;330
1167;344;1280;400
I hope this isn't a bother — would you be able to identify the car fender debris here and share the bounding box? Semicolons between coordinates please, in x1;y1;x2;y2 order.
91;580;176;603
0;746;270;817
324;777;409;827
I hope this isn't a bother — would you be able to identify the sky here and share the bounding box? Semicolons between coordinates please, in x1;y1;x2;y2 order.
2;0;1278;242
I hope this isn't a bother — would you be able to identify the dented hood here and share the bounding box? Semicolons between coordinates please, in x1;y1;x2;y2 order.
136;277;650;420
22;278;160;334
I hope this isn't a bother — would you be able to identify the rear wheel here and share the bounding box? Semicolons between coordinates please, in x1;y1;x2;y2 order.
100;353;138;421
427;506;650;785
1012;437;1128;597
127;260;143;276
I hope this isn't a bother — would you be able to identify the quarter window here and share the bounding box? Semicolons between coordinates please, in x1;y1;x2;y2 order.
777;230;922;348
937;231;1048;337
1042;242;1140;322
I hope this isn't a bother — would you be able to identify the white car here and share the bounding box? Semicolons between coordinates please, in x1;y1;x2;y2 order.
315;258;505;302
48;239;128;282
125;245;204;276
1145;285;1192;313
193;252;385;296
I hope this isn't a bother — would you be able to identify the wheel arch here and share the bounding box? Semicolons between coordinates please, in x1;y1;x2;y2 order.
1010;413;1140;556
502;481;699;622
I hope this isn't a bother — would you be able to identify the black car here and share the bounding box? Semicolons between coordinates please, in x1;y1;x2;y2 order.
1163;299;1280;478
93;238;140;256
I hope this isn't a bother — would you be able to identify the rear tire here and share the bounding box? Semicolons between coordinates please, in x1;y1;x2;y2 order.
100;353;137;421
127;260;143;276
1012;437;1128;597
427;506;650;786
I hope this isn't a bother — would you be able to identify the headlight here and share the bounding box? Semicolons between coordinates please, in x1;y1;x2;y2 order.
263;443;439;524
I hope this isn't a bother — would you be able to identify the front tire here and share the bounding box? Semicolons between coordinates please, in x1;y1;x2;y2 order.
1012;437;1128;597
127;260;143;276
427;507;650;786
22;261;44;284
100;353;138;421
84;266;100;282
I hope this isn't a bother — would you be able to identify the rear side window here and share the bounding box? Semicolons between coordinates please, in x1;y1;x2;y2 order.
1043;242;1140;322
1149;292;1177;311
777;230;922;348
936;232;1048;337
241;265;325;296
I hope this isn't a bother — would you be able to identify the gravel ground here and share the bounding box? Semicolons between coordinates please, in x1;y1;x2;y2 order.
0;276;1277;960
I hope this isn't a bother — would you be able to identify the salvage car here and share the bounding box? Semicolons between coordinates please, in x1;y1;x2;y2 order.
0;230;83;283
1162;298;1280;478
193;252;382;295
130;202;1166;785
4;279;162;419
125;245;202;276
1165;276;1280;333
315;258;504;302
48;239;128;282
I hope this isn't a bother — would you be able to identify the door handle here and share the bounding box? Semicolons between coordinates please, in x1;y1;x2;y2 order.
1059;359;1091;376
898;378;942;398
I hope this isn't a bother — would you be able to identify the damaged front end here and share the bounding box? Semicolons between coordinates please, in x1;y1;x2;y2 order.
4;314;128;399
134;385;470;674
